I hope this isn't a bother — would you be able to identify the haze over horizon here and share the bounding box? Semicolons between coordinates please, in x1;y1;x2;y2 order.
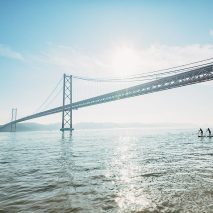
1;0;213;126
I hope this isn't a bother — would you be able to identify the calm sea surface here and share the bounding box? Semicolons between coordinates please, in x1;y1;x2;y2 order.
0;128;213;213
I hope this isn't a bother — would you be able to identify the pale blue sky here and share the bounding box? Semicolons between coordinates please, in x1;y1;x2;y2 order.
1;0;213;125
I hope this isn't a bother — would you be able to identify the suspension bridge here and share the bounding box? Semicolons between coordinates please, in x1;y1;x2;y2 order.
1;59;213;132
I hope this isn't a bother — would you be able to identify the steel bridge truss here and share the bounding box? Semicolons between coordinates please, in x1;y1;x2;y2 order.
10;108;17;132
60;74;73;132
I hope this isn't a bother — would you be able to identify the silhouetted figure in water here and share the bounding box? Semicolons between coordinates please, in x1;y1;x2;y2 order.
206;128;211;136
198;128;203;137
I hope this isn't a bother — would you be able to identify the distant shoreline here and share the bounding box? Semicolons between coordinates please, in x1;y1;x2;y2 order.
0;122;199;132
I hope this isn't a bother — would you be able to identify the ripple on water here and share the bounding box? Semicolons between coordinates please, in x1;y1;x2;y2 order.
0;129;213;212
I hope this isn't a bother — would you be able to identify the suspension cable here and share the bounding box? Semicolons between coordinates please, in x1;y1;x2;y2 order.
34;77;63;113
72;57;213;83
40;87;63;112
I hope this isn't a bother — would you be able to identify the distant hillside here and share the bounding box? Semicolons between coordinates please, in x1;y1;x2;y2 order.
75;122;197;129
0;123;60;132
0;122;197;132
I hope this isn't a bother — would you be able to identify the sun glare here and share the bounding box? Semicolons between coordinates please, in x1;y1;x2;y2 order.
110;45;141;77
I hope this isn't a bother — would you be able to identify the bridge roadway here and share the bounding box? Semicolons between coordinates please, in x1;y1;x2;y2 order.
1;64;213;128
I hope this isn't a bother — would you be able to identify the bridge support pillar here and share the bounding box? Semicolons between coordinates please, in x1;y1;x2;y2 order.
60;74;74;132
11;108;17;132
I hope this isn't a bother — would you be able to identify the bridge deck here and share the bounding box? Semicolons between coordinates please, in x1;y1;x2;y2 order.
1;64;213;129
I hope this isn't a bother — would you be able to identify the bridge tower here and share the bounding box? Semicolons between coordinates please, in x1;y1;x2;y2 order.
60;74;74;132
11;108;17;132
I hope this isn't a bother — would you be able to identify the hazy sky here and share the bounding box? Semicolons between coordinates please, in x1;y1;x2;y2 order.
1;0;213;125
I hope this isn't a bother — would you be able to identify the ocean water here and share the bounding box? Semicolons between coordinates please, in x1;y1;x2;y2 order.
0;128;213;213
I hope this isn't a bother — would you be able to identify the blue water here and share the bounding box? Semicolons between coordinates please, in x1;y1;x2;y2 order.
0;128;213;212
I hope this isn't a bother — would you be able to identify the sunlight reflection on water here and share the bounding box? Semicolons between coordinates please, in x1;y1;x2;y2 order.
0;128;213;212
